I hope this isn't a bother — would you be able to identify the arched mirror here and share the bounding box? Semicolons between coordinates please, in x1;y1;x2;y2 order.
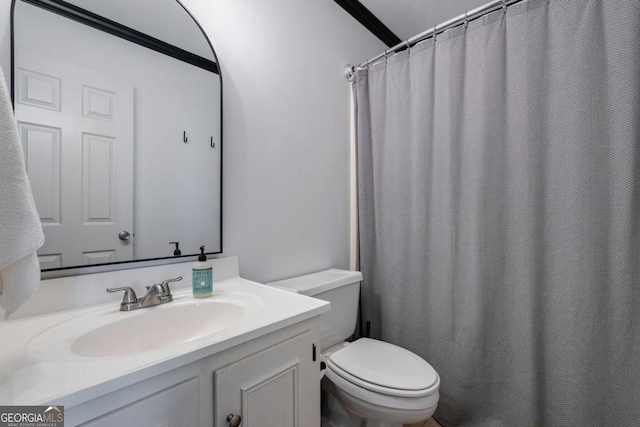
11;0;222;276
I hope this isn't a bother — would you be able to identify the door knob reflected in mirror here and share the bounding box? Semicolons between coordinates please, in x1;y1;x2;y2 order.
118;231;131;241
226;414;242;426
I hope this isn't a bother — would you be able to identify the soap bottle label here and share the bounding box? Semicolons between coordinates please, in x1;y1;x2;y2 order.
193;268;213;296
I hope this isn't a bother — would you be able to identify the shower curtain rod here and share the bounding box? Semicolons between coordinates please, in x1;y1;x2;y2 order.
344;0;522;81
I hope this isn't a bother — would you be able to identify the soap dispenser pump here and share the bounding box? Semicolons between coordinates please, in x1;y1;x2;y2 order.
170;241;181;256
192;245;213;298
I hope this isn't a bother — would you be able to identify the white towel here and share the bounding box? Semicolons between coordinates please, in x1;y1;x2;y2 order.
0;64;44;318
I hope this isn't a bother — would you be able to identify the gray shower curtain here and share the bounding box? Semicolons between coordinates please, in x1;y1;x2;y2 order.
354;1;640;425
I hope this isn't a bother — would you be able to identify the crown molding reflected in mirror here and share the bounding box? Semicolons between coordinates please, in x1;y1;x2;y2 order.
11;0;223;279
18;0;220;73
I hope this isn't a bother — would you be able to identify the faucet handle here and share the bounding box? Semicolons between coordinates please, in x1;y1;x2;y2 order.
106;286;138;309
160;276;183;295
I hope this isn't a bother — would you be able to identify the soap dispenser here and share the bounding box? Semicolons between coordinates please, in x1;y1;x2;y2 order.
170;241;181;256
192;245;213;298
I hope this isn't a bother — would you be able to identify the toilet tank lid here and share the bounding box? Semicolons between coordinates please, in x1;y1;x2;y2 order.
266;269;362;296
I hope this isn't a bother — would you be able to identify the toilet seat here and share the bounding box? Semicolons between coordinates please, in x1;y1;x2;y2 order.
325;365;440;414
327;338;439;398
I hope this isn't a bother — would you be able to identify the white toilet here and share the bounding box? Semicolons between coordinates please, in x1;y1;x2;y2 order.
267;269;440;427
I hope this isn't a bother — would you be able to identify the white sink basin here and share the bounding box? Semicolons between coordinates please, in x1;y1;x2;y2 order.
27;291;262;359
71;300;244;357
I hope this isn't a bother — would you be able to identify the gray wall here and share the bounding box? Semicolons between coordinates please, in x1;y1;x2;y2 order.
172;0;386;283
0;0;385;283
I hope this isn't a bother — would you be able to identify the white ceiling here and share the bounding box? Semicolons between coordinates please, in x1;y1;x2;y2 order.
360;0;490;42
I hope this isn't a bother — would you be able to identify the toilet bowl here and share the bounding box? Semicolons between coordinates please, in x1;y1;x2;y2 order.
267;269;440;427
324;338;439;426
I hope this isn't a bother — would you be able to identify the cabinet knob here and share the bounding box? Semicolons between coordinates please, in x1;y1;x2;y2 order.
226;414;242;426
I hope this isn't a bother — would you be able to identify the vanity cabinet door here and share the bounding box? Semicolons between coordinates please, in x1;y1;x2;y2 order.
214;331;320;427
79;378;199;427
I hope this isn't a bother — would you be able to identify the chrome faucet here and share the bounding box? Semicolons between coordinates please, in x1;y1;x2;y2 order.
106;276;182;311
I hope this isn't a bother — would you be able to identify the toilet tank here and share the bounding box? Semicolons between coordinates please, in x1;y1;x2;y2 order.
266;269;362;350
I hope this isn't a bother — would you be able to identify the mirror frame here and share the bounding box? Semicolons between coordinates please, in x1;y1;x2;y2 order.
10;0;223;278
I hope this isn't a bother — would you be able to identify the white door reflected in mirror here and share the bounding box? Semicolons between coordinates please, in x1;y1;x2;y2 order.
16;49;134;269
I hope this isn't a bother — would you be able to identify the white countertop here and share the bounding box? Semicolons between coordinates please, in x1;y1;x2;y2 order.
0;277;329;407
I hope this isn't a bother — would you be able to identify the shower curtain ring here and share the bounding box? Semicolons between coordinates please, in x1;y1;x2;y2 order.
464;11;469;28
502;0;507;13
432;26;437;42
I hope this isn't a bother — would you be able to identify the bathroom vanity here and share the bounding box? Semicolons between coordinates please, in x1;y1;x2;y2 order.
0;259;329;426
